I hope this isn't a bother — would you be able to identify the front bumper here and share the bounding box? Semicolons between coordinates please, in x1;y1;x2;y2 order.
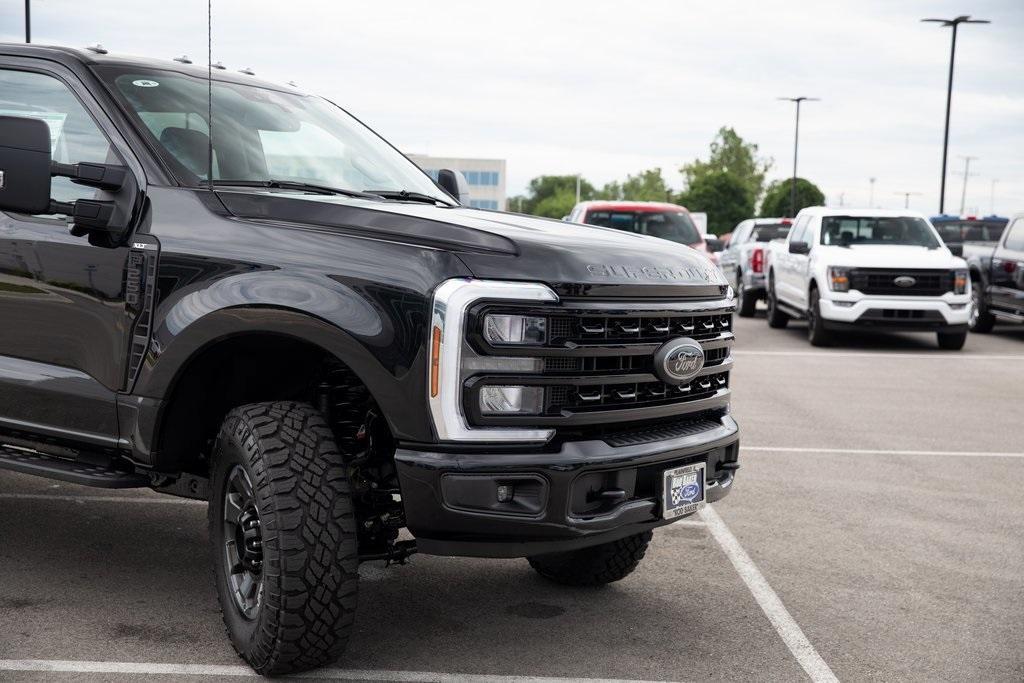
819;293;971;332
395;413;739;558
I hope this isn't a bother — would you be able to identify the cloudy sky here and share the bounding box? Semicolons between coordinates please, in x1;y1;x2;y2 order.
2;0;1022;215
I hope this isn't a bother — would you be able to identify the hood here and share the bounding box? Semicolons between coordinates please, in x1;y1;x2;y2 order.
216;190;728;298
819;244;965;269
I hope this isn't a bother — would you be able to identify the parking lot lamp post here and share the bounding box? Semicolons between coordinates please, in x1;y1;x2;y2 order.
24;0;30;42
869;177;876;207
777;96;819;217
990;178;998;215
922;15;990;214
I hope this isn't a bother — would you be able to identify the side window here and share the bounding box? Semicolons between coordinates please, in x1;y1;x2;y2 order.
1003;218;1024;252
0;68;116;207
789;216;809;244
729;222;749;249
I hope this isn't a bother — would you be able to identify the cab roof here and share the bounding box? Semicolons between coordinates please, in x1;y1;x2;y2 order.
0;42;302;95
576;200;689;214
796;206;930;220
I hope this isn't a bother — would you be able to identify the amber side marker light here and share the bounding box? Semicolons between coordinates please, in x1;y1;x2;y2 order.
430;325;442;398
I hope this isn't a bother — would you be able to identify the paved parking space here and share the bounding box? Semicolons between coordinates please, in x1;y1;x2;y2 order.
1;314;1021;681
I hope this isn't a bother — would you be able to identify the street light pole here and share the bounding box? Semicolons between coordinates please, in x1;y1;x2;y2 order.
869;177;876;207
990;178;998;215
957;155;977;215
778;96;819;217
25;0;31;43
894;191;922;209
922;15;989;214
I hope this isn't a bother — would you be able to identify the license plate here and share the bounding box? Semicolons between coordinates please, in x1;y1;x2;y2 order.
661;462;706;519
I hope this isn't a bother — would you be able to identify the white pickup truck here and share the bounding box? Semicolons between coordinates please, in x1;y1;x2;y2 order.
764;207;971;349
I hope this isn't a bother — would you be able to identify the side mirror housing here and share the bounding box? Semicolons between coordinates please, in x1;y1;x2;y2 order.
789;240;810;255
0;115;52;214
947;243;964;257
436;168;470;204
705;237;725;253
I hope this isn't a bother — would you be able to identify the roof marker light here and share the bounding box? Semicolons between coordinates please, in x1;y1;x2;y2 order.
85;43;108;54
210;61;226;70
173;55;193;64
239;67;255;76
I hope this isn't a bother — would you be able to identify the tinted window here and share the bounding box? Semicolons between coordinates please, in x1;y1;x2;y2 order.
934;220;1008;243
0;69;115;206
751;224;791;242
584;210;701;245
821;216;939;248
1004;218;1024;252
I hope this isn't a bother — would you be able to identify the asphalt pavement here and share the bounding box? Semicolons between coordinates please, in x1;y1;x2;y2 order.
1;312;1022;682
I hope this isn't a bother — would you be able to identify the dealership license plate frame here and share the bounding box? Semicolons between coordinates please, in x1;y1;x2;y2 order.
661;461;706;519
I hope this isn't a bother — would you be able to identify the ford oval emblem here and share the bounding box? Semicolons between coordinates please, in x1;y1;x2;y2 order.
653;338;705;385
894;276;916;288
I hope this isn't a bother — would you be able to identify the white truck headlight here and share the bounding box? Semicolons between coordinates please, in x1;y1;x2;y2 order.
828;266;851;292
954;269;968;295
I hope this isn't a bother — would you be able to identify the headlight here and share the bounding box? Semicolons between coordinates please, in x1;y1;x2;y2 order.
428;278;557;442
954;269;968;295
479;386;544;415
484;314;547;345
828;266;851;292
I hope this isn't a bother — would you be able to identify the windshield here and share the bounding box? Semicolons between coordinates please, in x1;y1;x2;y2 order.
933;220;1008;244
583;210;702;245
820;216;940;248
98;67;449;202
750;224;790;242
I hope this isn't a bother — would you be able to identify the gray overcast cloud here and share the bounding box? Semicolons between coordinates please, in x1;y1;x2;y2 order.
2;0;1021;215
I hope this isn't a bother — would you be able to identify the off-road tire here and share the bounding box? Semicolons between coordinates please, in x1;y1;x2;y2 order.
969;279;995;333
807;287;832;347
736;273;757;317
766;273;789;329
209;401;358;675
937;330;968;350
527;531;653;586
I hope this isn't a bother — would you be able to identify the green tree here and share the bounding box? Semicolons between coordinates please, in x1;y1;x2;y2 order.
681;127;772;204
618;168;673;202
516;175;596;218
678;171;754;235
760;178;825;217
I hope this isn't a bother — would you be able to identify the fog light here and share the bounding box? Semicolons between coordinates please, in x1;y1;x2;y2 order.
479;386;544;415
496;484;514;502
484;314;546;345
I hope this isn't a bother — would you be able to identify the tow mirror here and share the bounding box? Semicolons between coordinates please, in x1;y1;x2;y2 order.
437;168;470;204
0;115;52;214
0;115;131;243
948;243;964;257
789;241;810;255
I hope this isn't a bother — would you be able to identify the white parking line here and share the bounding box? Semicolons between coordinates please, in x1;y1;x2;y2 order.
699;505;838;683
0;659;674;682
734;350;1023;361
743;446;1024;459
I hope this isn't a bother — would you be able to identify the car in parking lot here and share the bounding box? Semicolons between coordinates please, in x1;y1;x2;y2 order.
764;207;971;349
963;213;1024;332
718;217;792;316
567;200;721;264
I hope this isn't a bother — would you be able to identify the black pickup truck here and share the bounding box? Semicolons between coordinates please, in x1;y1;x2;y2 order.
0;45;739;674
964;214;1024;332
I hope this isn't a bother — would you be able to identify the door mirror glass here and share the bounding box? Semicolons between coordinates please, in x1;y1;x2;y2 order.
705;237;725;253
0;115;53;214
789;240;810;255
947;243;964;258
437;168;470;204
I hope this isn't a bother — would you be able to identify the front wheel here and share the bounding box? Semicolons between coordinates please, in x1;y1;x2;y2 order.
969;281;995;333
807;288;832;347
210;401;359;675
527;531;653;586
937;330;968;350
766;274;789;329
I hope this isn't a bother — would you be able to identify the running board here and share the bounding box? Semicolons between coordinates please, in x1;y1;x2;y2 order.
992;309;1024;323
777;299;806;319
0;445;149;488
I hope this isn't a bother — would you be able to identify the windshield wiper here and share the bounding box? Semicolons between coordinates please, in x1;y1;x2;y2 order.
365;189;453;206
212;179;378;199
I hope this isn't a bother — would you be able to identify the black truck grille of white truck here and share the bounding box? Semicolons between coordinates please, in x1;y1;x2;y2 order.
849;269;953;296
465;302;734;428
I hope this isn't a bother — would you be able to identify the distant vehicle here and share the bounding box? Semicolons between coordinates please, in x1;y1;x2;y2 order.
567;201;720;263
718;218;792;316
763;207;971;349
931;214;1009;245
962;213;1024;332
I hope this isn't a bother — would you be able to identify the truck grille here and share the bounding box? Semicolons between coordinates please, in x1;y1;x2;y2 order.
465;302;734;428
849;269;953;296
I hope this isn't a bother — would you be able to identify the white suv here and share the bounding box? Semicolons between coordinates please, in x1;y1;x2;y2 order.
764;207;971;349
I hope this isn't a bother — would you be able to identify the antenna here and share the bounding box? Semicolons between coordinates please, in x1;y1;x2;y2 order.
207;0;213;190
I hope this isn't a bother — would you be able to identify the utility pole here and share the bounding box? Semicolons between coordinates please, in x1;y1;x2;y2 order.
894;191;922;209
575;174;581;205
990;178;998;215
25;0;31;43
922;15;990;214
869;177;876;207
956;155;977;215
777;96;819;217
